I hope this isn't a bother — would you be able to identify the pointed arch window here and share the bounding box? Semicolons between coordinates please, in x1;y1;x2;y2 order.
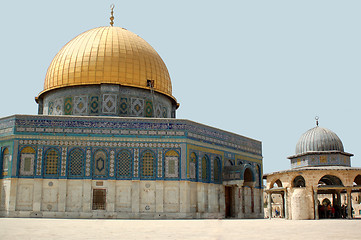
117;150;132;178
213;157;221;183
20;146;36;176
141;150;155;179
44;148;59;176
201;155;210;182
68;148;84;177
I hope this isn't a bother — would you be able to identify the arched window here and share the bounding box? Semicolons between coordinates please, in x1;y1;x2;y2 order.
93;150;107;177
141;150;155;179
19;146;36;176
201;155;210;182
318;175;343;186
44;148;59;176
353;175;361;186
189;152;197;180
237;160;243;166
68;148;84;177
292;175;306;187
2;148;10;176
213;157;221;183
117;150;132;178
272;179;283;188
165;150;179;178
244;167;254;183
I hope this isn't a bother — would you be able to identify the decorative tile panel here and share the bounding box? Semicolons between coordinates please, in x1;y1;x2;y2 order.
162;107;168;118
145;100;153;117
64;97;73;115
157;149;163;178
61;147;67;176
119;97;128;115
90;96;99;114
155;104;162;118
36;148;43;176
74;96;88;114
48;102;54;115
131;98;144;116
109;150;115;177
53;98;64;115
134;148;139;178
102;94;117;114
85;148;91;177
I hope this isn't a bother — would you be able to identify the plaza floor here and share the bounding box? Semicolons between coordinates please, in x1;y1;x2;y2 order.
1;218;360;240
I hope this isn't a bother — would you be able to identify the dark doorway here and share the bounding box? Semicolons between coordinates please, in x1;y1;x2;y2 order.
225;186;233;218
92;189;106;210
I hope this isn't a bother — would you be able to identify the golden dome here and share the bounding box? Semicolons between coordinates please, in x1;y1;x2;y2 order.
38;26;175;102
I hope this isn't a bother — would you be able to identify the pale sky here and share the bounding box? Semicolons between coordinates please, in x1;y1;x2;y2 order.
1;0;361;174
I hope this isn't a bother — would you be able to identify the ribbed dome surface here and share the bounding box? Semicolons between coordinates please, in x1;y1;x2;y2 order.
295;126;344;154
38;26;174;101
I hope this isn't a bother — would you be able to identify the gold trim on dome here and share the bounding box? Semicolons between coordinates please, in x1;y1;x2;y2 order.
38;26;176;103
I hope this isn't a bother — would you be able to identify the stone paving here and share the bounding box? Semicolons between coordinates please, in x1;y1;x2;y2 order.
1;218;361;240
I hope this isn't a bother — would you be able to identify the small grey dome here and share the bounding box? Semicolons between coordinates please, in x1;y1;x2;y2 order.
295;126;344;154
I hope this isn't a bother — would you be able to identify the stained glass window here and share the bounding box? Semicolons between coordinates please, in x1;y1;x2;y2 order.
202;155;209;182
68;148;84;177
141;151;154;178
45;148;59;175
117;150;132;178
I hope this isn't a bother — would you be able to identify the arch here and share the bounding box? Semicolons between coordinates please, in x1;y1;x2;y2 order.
213;157;221;184
165;150;179;178
140;150;155;179
44;148;60;176
19;146;36;176
20;146;36;154
272;179;282;188
116;149;132;179
292;175;306;188
68;148;84;177
189;152;198;180
201;155;210;182
353;175;361;186
318;175;343;186
322;198;331;206
93;149;108;177
2;147;10;176
225;159;234;166
243;167;254;183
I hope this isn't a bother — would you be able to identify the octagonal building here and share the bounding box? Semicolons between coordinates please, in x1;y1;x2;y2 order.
0;14;263;219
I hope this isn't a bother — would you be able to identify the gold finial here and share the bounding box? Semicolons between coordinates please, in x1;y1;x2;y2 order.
110;4;115;26
315;116;319;126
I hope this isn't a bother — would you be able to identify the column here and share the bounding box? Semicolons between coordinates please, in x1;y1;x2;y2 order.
347;189;352;219
313;189;319;220
267;191;272;219
284;190;289;219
